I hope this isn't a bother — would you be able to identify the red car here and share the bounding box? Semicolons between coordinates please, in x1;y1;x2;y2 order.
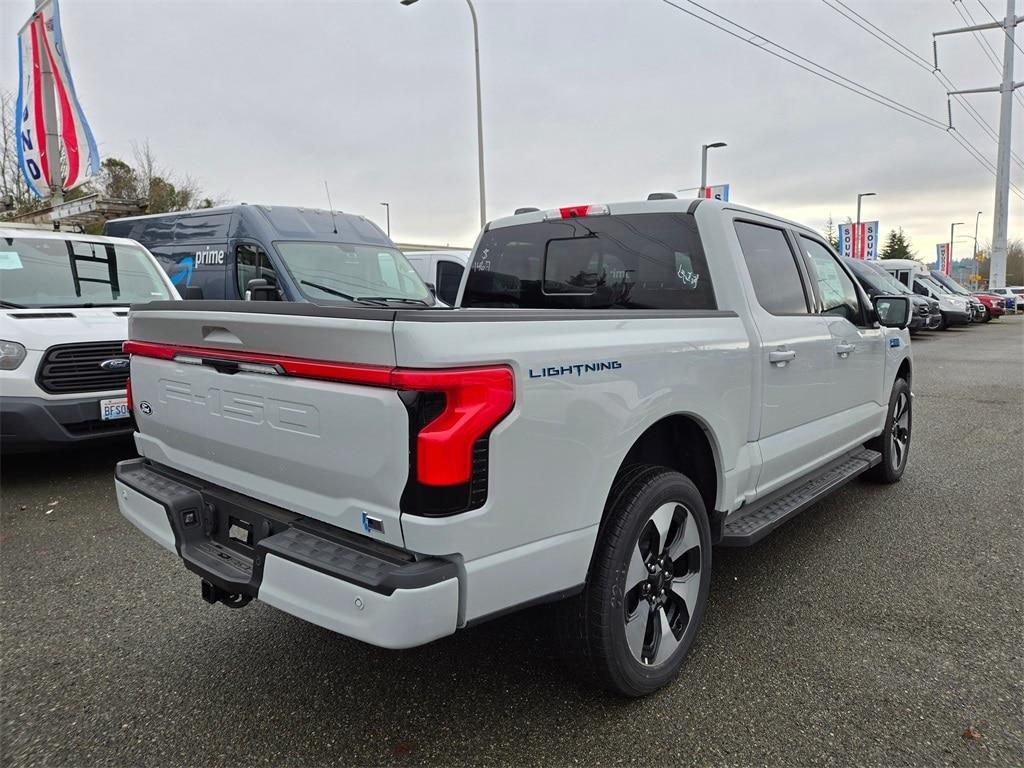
972;292;1005;321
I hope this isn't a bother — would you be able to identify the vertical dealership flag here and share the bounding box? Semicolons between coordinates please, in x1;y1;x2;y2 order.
16;0;100;198
702;184;729;201
935;243;950;273
838;222;879;260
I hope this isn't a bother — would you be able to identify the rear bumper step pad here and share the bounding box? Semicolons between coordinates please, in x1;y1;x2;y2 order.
720;448;882;546
114;458;456;597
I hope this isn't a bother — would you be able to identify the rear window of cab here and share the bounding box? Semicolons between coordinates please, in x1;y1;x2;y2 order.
462;212;716;310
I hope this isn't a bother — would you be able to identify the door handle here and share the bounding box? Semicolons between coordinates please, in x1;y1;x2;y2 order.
768;349;797;366
835;342;856;358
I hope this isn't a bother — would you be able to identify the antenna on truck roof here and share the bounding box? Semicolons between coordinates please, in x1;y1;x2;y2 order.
323;181;339;234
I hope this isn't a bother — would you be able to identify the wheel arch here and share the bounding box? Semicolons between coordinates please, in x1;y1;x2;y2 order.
595;413;723;549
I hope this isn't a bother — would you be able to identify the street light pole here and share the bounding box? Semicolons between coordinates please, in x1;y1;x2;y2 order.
380;202;391;237
699;141;727;197
855;192;876;259
949;221;964;275
401;0;487;229
973;210;982;274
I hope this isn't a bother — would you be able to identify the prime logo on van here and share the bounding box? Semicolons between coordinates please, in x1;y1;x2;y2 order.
194;248;225;266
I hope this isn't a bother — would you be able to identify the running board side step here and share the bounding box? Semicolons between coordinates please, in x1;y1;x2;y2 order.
720;448;882;547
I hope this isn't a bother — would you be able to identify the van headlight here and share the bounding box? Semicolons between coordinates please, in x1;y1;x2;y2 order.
0;340;27;370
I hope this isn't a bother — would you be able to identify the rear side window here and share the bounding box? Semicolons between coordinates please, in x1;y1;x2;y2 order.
436;260;464;305
734;221;808;315
462;213;715;310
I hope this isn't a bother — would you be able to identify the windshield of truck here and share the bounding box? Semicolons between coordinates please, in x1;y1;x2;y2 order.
274;241;431;304
930;271;970;295
462;213;717;310
862;262;913;295
0;236;173;308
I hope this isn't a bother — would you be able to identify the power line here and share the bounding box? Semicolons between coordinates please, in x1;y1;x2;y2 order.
657;0;1024;202
658;0;948;130
951;0;1024;109
819;0;1024;169
975;0;1024;56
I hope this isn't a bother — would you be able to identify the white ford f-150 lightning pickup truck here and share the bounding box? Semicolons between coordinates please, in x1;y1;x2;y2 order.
114;198;914;696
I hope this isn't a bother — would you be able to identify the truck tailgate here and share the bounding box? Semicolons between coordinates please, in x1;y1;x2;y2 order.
126;306;410;547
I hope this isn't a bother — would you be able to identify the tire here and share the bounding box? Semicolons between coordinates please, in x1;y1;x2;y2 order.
555;465;712;697
983;310;992;323
937;313;948;331
866;378;911;484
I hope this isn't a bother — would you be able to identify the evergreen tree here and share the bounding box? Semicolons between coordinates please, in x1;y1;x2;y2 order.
880;228;915;260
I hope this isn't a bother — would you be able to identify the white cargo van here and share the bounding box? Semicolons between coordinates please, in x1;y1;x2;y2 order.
402;250;469;306
0;225;179;451
878;259;971;328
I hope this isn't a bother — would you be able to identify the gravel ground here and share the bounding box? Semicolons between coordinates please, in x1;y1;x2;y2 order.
2;316;1022;767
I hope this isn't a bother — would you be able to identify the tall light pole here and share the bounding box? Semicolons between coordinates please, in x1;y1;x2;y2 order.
402;0;487;229
972;210;983;271
855;192;876;259
949;221;964;275
700;142;727;197
380;202;391;237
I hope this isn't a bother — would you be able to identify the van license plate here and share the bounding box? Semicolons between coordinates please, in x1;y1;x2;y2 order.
100;397;130;421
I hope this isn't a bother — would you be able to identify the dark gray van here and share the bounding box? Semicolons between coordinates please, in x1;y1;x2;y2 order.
103;204;434;306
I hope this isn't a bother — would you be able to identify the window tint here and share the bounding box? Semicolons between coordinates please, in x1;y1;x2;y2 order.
436;260;464;305
734;221;807;315
463;213;715;310
236;244;276;297
800;237;861;324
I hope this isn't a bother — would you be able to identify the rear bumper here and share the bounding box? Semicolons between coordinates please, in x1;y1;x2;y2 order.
1;394;133;451
114;459;459;649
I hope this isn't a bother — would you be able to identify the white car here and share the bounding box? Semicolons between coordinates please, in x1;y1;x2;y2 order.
0;225;179;451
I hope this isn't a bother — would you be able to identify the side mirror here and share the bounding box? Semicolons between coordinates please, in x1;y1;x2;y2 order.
245;278;278;301
183;285;204;300
873;295;911;329
424;282;437;298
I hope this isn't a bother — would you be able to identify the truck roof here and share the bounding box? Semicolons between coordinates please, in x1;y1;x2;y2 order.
485;197;823;238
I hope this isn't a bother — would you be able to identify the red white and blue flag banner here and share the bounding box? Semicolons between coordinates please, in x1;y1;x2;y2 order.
837;221;879;260
935;243;951;274
702;183;729;201
16;0;100;199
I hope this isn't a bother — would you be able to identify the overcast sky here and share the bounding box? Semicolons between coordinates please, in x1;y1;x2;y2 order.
2;0;1020;256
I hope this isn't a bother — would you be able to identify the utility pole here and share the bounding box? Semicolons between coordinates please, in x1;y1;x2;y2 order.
935;0;1021;288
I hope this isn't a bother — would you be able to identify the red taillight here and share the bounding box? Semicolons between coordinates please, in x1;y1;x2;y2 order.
125;378;133;411
393;367;514;486
123;340;515;487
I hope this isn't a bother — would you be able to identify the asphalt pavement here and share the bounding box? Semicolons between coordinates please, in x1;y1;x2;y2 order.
2;317;1022;767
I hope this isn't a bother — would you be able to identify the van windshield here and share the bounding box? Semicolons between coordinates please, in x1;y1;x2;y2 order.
274;241;431;304
0;236;172;308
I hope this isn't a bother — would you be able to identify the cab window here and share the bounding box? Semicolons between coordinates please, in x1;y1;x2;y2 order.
734;221;808;315
799;236;862;324
235;244;276;297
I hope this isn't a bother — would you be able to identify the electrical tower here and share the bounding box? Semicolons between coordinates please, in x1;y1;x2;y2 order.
935;0;1021;288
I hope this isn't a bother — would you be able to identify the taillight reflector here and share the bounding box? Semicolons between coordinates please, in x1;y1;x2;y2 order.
123;340;515;486
125;378;133;411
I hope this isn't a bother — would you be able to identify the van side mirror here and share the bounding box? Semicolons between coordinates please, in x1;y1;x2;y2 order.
873;295;910;328
183;285;204;300
425;282;437;298
245;278;278;301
